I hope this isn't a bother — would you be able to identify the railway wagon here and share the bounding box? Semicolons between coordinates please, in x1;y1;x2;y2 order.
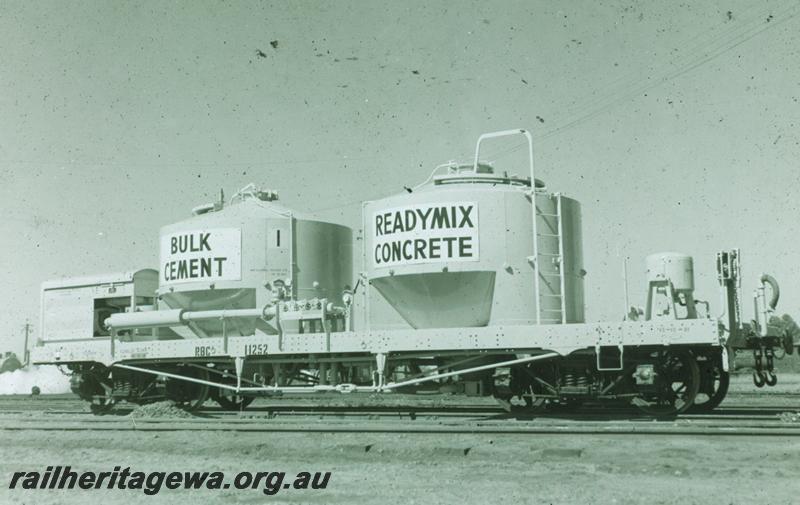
30;129;796;416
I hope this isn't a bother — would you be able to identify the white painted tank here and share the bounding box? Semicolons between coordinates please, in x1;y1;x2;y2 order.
646;252;694;292
364;129;585;328
156;184;353;337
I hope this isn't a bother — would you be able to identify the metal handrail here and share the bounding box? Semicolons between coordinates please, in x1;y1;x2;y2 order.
472;128;534;179
472;128;540;324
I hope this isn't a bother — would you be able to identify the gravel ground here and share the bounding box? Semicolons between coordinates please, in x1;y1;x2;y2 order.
128;401;195;419
1;429;798;505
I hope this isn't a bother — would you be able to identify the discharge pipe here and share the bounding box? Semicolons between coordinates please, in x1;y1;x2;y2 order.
106;305;276;330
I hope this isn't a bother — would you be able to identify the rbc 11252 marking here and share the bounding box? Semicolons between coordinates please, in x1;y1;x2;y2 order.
243;343;268;355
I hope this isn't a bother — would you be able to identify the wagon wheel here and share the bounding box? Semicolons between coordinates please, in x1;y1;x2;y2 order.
688;362;729;413
88;393;115;414
632;350;700;417
518;386;548;413
208;368;259;411
75;367;115;414
83;379;114;414
492;364;548;414
492;387;547;413
213;389;255;411
165;367;210;411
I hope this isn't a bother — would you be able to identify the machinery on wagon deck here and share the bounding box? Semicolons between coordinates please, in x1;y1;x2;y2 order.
30;129;798;416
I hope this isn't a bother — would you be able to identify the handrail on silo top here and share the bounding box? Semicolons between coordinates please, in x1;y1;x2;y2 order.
472;128;535;184
473;128;541;324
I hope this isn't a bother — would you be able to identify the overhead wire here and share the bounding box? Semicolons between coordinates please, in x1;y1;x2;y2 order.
476;1;800;167
438;4;795;170
552;2;775;128
7;4;797;214
538;2;800;143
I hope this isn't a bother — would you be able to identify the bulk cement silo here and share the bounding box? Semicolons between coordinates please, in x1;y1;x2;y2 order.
157;184;353;337
363;129;585;329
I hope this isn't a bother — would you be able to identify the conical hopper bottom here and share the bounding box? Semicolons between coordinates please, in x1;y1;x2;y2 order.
372;271;496;329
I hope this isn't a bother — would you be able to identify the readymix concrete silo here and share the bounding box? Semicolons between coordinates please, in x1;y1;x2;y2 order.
363;129;585;329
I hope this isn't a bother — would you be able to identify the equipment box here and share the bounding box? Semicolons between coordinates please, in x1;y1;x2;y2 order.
40;269;158;342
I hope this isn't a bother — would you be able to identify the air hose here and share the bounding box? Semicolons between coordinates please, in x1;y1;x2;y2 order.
760;274;780;310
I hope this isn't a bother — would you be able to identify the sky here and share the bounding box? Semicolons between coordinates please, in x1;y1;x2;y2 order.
1;0;799;354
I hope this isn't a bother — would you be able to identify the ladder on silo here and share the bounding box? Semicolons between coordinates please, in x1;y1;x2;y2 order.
473;128;566;325
532;193;567;324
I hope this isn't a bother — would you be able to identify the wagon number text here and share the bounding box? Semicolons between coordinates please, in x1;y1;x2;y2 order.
244;343;269;355
194;346;215;357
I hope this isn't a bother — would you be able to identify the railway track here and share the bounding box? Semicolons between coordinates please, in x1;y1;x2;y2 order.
1;388;798;436
0;419;798;436
0;404;798;436
1;401;796;417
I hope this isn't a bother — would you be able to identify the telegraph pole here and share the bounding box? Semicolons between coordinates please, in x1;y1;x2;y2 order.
22;320;31;366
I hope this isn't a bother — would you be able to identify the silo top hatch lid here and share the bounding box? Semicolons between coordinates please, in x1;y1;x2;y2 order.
428;162;545;189
183;183;306;220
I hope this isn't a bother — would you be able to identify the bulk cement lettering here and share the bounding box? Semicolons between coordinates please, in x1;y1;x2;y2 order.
160;228;242;284
372;202;479;267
